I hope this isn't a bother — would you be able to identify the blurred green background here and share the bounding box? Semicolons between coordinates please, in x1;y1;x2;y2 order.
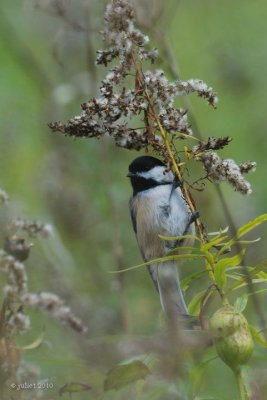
0;0;267;398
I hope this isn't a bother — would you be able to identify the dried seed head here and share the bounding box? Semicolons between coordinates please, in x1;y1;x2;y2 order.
21;293;87;334
175;79;218;108
11;219;53;238
0;253;28;298
4;236;32;262
7;312;31;335
159;108;191;135
192;136;232;153
49;0;218;152
201;151;255;195
98;0;152;68
239;161;257;174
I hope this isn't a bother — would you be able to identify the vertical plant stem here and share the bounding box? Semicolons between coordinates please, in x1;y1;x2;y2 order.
142;86;206;243
235;368;249;400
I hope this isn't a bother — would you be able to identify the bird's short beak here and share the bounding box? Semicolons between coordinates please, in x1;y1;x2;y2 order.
126;172;135;178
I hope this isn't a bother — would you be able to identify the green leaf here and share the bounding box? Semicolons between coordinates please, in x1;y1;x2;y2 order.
158;233;201;242
227;279;267;293
238;214;267;237
248;288;267;296
237;238;261;245
226;273;242;281
104;361;150;391
188;290;206;315
201;235;228;252
188;287;215;315
214;251;245;289
168;246;201;253
219;214;267;255
257;270;267;279
59;382;91;396
208;226;229;236
249;325;267;349
226;262;267;294
109;253;205;274
20;329;45;350
234;294;248;313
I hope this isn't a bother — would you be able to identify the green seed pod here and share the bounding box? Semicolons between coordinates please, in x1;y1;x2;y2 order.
210;304;254;370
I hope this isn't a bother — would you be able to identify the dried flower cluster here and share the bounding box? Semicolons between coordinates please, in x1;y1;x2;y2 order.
96;0;150;69
191;136;232;153
239;161;257;174
49;0;217;150
0;234;86;335
4;236;32;262
0;248;86;337
21;293;87;333
0;189;87;394
201;151;255;195
190;137;256;194
1;253;28;300
11;218;53;238
49;0;255;196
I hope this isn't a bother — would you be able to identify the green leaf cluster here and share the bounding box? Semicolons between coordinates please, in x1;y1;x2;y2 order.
117;214;267;320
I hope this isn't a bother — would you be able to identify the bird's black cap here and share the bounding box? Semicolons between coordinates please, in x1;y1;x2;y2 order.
128;156;165;175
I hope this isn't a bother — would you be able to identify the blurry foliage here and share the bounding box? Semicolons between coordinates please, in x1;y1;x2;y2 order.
0;0;267;399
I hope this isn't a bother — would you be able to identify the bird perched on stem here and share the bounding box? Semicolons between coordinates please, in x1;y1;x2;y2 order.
127;156;197;322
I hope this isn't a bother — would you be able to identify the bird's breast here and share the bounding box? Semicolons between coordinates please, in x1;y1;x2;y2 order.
130;185;191;261
131;193;165;260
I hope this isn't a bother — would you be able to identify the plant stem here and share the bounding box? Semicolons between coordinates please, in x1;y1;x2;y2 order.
142;87;206;244
235;368;249;400
133;63;206;242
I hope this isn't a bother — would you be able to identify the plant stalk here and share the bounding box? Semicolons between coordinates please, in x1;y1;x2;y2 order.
235;368;249;400
143;87;206;244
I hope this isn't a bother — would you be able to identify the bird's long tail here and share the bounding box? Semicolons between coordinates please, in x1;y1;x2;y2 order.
156;261;189;319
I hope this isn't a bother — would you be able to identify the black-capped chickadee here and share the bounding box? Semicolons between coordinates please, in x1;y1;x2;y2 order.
127;156;197;320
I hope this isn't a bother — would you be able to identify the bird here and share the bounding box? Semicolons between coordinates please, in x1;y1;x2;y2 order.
127;155;197;321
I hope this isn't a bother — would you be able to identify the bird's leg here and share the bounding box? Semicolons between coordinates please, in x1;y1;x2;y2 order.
183;210;200;235
189;209;200;225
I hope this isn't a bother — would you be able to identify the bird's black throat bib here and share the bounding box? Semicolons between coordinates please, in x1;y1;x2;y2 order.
131;176;171;196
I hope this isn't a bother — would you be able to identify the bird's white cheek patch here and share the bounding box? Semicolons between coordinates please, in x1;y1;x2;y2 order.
138;166;173;183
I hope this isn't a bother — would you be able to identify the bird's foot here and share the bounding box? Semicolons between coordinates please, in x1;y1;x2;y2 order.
189;210;200;224
172;176;183;189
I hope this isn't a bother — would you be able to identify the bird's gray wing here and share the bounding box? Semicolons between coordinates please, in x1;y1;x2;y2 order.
129;198;137;234
156;192;191;317
129;197;159;292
